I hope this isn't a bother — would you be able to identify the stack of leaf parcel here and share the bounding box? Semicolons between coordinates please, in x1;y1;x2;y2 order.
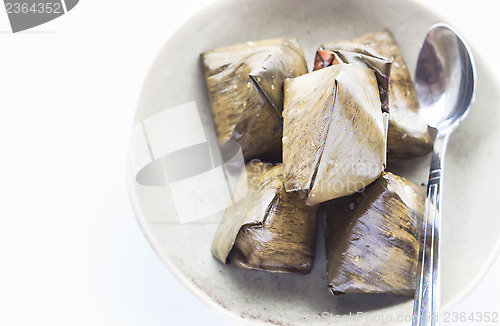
202;31;429;296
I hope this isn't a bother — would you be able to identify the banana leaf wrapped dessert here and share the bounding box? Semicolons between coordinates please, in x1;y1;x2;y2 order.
316;30;432;161
314;44;392;112
212;162;318;274
322;171;424;296
282;64;388;206
201;38;308;161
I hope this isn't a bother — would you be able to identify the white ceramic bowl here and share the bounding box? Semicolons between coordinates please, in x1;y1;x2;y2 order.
127;0;500;324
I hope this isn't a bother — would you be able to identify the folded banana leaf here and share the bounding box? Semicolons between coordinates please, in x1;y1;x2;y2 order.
319;30;433;161
211;162;318;274
322;171;424;296
201;38;308;161
282;64;388;206
314;44;392;112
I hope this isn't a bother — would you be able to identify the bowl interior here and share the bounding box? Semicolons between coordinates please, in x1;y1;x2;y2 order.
128;0;500;324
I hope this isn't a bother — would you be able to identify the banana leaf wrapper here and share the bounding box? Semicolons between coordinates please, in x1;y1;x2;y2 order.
314;44;392;112
201;38;308;161
319;30;432;161
282;64;388;206
322;171;424;296
211;162;318;274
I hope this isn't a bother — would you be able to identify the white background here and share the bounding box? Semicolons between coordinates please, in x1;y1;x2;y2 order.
0;0;499;325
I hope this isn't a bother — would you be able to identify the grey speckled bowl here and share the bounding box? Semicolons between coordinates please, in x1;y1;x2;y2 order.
127;0;500;324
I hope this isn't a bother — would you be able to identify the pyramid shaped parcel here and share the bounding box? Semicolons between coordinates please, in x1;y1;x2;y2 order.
283;64;387;205
201;38;308;161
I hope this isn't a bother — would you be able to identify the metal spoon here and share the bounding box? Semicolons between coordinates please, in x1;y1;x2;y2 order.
412;24;476;326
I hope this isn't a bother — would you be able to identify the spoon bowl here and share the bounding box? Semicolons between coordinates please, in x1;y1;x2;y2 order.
415;24;476;131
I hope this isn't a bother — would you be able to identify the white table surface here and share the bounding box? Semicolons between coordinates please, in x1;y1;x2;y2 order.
0;0;498;325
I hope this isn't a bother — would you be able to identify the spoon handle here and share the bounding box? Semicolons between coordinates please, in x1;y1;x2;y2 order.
412;132;450;326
